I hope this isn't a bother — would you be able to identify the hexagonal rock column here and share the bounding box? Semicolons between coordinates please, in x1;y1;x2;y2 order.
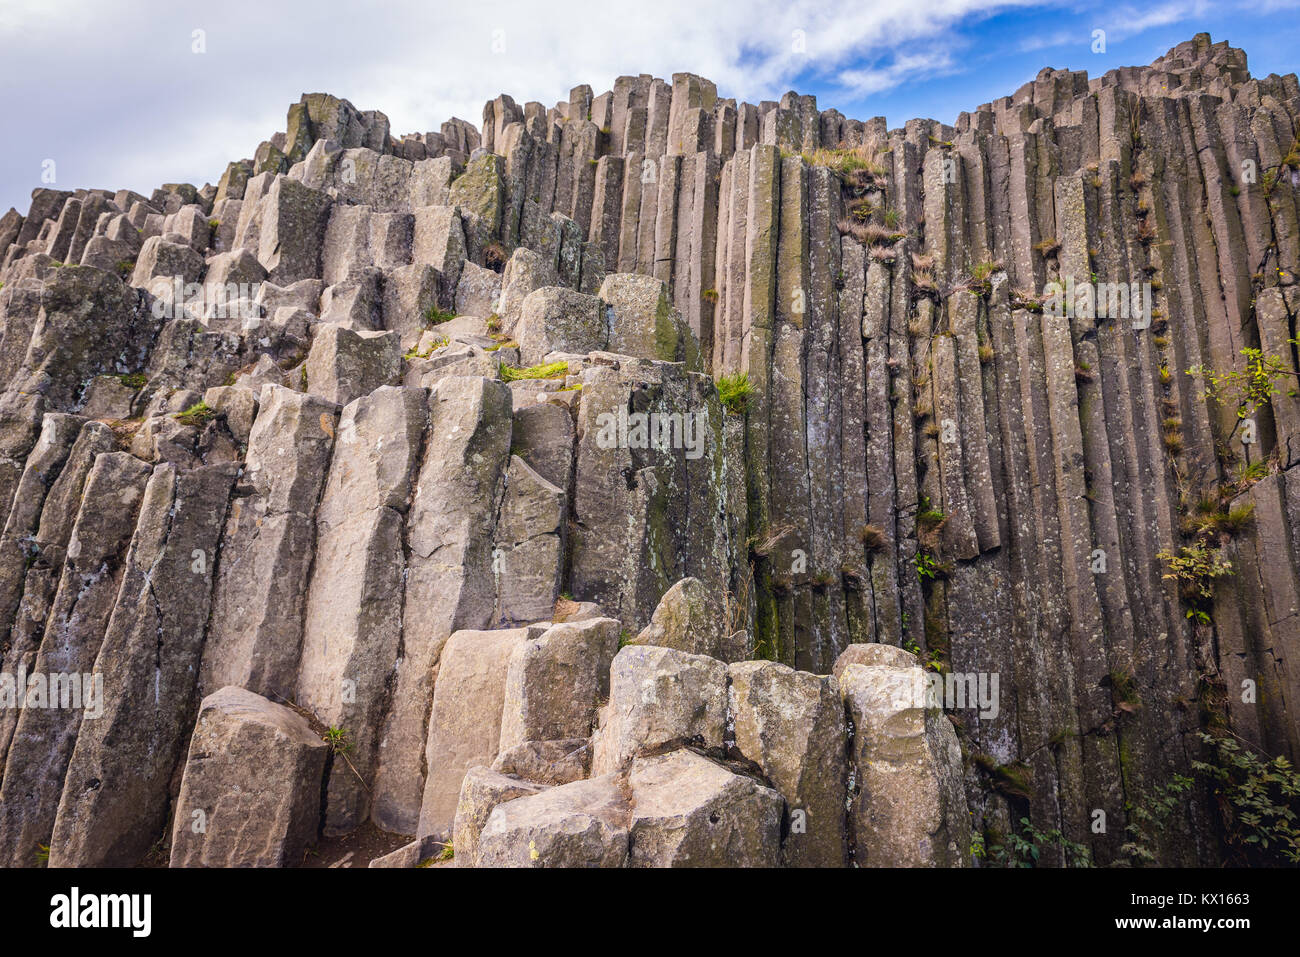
452;766;548;868
839;657;970;867
416;627;538;841
498;617;621;751
630;576;746;661
728;660;848;866
169;687;327;868
597;273;702;371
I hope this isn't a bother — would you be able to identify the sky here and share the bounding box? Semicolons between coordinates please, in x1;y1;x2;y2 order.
1;0;1298;217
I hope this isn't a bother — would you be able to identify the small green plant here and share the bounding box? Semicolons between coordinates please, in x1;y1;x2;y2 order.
404;336;449;360
322;726;350;754
174;401;215;427
500;360;569;382
1193;732;1300;865
800;145;887;181
1157;543;1233;618
618;628;635;648
702;288;719;303
974;754;1034;801
1188;344;1300;422
1032;237;1061;258
917;500;947;532
423;303;457;326
964;260;1003;296
116;372;147;389
1108;667;1141;711
1230;459;1271;490
435;842;455;862
716;372;753;414
912;551;940;581
1120;773;1194;864
987;818;1092;868
35;843;50;865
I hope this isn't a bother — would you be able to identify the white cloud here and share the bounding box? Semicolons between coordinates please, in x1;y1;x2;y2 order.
0;0;1253;215
0;0;1043;214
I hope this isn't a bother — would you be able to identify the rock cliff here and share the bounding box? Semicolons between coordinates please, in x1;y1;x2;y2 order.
0;33;1297;867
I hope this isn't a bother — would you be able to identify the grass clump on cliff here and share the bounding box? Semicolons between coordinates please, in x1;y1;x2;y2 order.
715;372;753;414
423;304;457;326
404;337;448;360
174;401;215;427
801;146;889;183
500;360;569;382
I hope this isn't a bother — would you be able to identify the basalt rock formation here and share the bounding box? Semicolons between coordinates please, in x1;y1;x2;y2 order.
0;33;1297;867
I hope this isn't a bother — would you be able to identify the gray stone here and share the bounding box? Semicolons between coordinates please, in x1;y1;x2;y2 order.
304;324;401;405
728;660;848;866
840;662;969;867
475;774;630;867
627;750;783;867
452;766;548;867
499;618;621;750
591;644;728;775
169;686;327;868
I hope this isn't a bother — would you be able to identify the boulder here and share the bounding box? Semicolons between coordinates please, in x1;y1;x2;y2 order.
491;738;591;786
131;235;204;288
591;645;727;775
597;273;701;370
631;576;741;660
728;660;848;866
454;260;502;317
499;618;621;750
475;774;630;868
169;687;327;867
627;750;783;867
304;323;401;405
839;662;970;867
515;286;604;366
452;766;548;867
256;176;332;284
498;247;558;333
832;642;919;682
